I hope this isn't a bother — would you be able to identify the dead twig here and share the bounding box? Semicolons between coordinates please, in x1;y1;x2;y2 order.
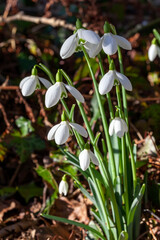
36;92;52;127
0;103;11;129
16;89;36;123
0;11;75;31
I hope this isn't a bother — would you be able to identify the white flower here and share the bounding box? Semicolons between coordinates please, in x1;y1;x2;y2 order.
45;82;84;108
20;75;52;96
79;149;99;171
47;121;88;145
60;28;101;59
109;117;128;138
99;70;132;94
84;38;102;58
102;33;132;55
59;180;68;196
148;44;160;61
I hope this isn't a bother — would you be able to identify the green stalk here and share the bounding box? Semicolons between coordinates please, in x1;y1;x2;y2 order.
97;54;114;119
60;68;122;236
82;45;116;182
117;47;137;191
116;85;129;218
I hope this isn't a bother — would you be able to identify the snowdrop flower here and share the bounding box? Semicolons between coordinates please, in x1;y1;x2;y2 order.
99;69;132;95
47;120;88;145
59;175;68;196
101;21;131;55
60;20;101;59
109;117;128;138
45;82;84;108
101;33;131;55
19;67;52;96
148;38;160;61
79;148;99;171
84;38;102;58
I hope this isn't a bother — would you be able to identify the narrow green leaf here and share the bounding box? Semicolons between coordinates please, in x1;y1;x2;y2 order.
127;184;145;225
42;214;106;240
127;184;145;239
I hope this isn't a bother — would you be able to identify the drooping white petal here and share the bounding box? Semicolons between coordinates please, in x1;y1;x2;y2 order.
21;75;37;96
84;40;102;58
113;34;132;50
98;70;115;95
47;123;60;140
116;71;132;91
59;180;68;196
64;84;84;103
109;119;115;136
121;119;128;133
148;44;158;61
69;122;88;138
102;33;117;55
89;150;99;166
60;33;78;59
55;121;70;145
78;29;100;45
19;76;30;89
39;77;52;89
45;82;61;108
114;118;124;138
79;149;90;171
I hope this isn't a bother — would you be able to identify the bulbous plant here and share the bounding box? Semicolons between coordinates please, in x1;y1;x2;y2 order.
19;20;146;240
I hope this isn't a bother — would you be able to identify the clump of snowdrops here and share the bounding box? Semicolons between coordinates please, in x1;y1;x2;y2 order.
19;20;146;240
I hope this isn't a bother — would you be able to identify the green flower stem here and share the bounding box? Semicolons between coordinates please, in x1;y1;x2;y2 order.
116;85;129;218
94;145;122;235
89;168;112;239
98;54;114;119
60;68;122;236
117;47;137;191
82;45;116;182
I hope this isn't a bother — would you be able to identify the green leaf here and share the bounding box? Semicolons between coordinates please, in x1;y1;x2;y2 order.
18;182;43;203
118;231;128;240
127;184;145;238
136;160;147;169
42;214;106;240
10;134;45;162
16;116;34;136
35;164;58;191
0;186;17;197
110;134;120;176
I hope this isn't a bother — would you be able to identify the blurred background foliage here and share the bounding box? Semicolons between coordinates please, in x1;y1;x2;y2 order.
0;0;160;239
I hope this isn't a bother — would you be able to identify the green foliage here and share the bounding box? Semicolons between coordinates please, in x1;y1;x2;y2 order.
73;57;98;82
0;182;42;202
9;117;45;162
35;164;58;191
10;134;45;163
42;214;106;240
15;116;34;136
